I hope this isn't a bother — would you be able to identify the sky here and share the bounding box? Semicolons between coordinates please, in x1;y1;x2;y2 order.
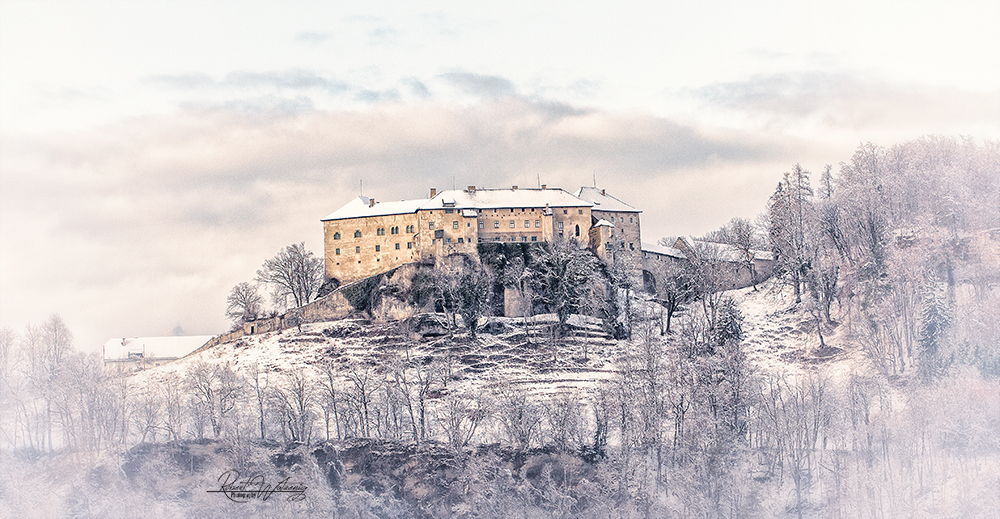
1;1;998;354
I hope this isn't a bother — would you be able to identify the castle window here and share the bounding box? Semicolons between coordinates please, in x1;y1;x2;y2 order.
355;246;360;253
558;222;564;235
575;224;580;237
446;238;451;243
406;225;414;233
531;236;537;242
458;237;464;243
354;230;361;238
494;221;499;228
524;220;529;228
453;221;459;229
535;220;540;227
509;221;515;228
407;242;412;249
333;232;341;240
620;216;624;222
579;209;583;215
377;228;385;236
395;243;400;250
521;236;527;242
563;209;568;214
478;220;484;229
429;222;435;230
445;208;454;214
335;248;340;255
375;245;380;252
629;217;633;223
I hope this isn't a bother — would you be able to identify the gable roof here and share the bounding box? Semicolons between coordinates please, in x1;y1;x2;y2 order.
675;236;772;262
641;242;687;259
321;196;429;221
574;186;641;213
418;187;592;211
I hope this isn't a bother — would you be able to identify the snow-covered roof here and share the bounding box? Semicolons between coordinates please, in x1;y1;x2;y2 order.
103;336;213;361
419;188;591;211
321;196;429;222
574;186;640;213
640;242;687;259
593;218;615;228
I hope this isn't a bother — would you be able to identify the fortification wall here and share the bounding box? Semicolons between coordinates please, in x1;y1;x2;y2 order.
324;213;420;284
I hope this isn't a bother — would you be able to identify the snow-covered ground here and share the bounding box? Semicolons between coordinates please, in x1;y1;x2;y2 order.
134;278;872;400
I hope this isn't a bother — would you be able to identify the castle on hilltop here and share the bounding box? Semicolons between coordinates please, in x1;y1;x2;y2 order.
320;184;772;305
321;185;648;285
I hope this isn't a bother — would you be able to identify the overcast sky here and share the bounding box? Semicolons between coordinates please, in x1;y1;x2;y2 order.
2;1;998;353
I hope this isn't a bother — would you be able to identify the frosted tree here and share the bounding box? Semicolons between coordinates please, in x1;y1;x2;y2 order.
527;239;599;327
225;281;263;325
767;164;817;303
256;242;325;309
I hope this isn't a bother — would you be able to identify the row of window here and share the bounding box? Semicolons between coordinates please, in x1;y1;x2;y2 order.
476;236;539;243
332;225;416;240
334;242;414;255
478;219;543;229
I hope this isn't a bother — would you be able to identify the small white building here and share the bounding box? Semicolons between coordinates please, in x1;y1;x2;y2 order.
103;336;213;369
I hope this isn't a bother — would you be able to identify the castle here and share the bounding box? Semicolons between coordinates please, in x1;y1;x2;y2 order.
321;185;649;286
320;184;772;306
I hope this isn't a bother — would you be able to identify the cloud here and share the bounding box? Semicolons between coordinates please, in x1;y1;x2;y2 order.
356;88;400;103
147;70;350;94
438;72;516;98
402;78;431;99
295;31;331;43
222;70;350;93
368;26;399;45
693;71;1000;131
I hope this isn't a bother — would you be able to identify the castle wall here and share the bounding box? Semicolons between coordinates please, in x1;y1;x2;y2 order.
416;207;479;261
323;213;420;284
594;209;641;259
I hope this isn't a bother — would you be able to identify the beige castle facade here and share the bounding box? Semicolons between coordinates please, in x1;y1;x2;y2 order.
321;185;645;285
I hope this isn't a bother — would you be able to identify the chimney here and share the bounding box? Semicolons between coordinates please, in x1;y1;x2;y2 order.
467;185;476;193
512;185;518;190
601;189;606;196
369;198;376;208
430;187;437;198
541;184;547;190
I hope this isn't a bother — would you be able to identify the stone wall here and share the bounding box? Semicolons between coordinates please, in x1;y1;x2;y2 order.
323;213;421;284
593;209;641;261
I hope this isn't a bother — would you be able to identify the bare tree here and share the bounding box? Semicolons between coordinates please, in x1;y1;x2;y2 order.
528;239;600;327
706;216;765;289
273;369;315;443
256;242;325;309
767;164;817;303
226;281;263;325
503;256;535;340
494;382;541;451
249;363;269;440
187;361;243;438
436;392;492;450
